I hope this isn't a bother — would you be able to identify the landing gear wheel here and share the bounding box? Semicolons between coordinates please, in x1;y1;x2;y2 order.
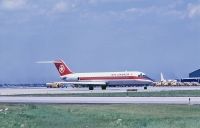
101;85;107;90
89;85;94;90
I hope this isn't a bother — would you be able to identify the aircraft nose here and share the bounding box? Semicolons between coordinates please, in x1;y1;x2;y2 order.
145;76;155;82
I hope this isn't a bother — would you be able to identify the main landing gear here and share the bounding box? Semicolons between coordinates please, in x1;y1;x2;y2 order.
89;85;94;90
88;85;107;90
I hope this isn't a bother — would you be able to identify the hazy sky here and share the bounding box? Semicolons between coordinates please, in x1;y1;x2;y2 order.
0;0;200;83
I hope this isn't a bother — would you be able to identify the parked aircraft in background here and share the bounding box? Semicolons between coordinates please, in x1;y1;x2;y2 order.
160;73;178;82
38;59;154;90
157;73;179;86
156;73;200;86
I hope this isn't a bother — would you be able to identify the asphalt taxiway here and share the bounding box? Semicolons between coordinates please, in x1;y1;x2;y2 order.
0;87;200;104
1;86;200;95
0;97;198;104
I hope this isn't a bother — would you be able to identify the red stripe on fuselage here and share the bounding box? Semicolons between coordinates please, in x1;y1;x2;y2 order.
79;76;146;81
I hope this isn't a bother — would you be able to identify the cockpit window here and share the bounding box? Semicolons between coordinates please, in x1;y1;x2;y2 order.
138;73;143;77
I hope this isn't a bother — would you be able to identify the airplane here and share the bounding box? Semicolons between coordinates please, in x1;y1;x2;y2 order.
157;72;179;86
161;73;200;86
161;72;178;82
38;59;154;90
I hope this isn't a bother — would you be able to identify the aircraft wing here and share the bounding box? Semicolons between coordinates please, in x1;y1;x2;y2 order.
55;81;106;85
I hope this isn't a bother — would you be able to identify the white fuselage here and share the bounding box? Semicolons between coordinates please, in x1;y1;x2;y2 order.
61;71;153;86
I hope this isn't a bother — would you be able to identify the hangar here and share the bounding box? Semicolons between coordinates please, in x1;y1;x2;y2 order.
181;78;200;83
189;69;200;78
180;69;200;83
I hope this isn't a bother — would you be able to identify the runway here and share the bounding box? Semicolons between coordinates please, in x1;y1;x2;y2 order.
0;87;126;95
0;97;199;104
1;86;200;95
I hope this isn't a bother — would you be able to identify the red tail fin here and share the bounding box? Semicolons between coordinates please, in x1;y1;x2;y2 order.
54;60;72;76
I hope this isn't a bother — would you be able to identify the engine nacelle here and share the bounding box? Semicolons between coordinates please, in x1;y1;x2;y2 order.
46;82;64;88
65;77;79;82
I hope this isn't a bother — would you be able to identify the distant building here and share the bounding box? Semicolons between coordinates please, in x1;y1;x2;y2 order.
180;69;200;83
181;78;200;83
189;69;200;78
